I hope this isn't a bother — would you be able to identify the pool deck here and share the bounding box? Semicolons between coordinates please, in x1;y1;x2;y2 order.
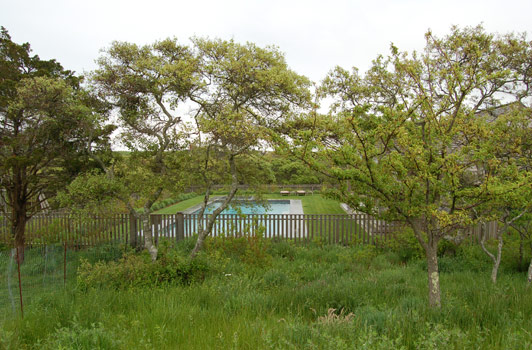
289;199;303;214
182;197;303;215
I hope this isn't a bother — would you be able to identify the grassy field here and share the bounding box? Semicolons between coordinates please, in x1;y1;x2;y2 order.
153;196;206;214
155;194;346;215
264;194;345;214
1;238;531;349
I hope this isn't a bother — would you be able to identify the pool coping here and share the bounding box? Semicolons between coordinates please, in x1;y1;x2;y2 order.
181;197;303;215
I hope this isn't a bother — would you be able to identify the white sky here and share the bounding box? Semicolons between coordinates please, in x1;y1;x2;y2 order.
2;0;532;83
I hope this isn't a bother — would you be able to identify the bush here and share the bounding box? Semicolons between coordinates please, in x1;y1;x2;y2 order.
381;228;424;263
267;240;297;260
77;246;211;290
150;192;197;211
204;233;272;266
337;245;377;268
438;238;459;257
38;320;119;350
501;232;532;273
455;244;491;272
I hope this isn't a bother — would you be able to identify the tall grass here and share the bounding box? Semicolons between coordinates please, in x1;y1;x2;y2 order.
1;238;531;349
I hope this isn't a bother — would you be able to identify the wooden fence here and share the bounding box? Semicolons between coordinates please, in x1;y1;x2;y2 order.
0;212;498;247
185;184;324;193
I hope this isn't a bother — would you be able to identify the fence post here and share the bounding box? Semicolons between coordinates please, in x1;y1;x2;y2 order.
129;215;138;248
64;242;67;287
16;247;23;319
176;212;184;242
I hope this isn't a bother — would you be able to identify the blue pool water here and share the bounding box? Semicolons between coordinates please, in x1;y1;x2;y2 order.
193;200;291;215
156;199;304;239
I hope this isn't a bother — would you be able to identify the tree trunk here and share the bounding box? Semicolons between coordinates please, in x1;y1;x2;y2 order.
490;235;503;284
190;155;238;259
12;207;27;263
426;244;441;308
409;219;441;308
480;222;504;284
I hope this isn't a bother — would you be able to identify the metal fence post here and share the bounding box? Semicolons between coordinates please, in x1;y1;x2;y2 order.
16;246;23;319
64;242;67;287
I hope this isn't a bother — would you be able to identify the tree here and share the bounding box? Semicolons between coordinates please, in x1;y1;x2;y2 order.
0;27;99;256
85;38;198;260
289;26;532;307
268;153;321;185
475;104;532;284
187;38;311;257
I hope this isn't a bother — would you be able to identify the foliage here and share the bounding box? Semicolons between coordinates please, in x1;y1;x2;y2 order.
2;242;532;348
56;169;125;216
0;27;108;248
267;239;297;260
380;228;425;263
185;38;312;257
204;233;272;266
267;153;321;185
77;245;211;290
36;320;120;350
149;192;197;212
287;25;532;306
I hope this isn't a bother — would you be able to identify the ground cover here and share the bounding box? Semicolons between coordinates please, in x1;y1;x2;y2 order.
1;238;531;349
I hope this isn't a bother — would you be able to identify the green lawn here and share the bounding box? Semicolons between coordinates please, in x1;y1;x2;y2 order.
264;194;345;214
154;193;346;215
153;196;207;214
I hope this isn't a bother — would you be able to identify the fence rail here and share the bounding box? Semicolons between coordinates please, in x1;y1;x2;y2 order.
0;212;498;247
185;184;324;193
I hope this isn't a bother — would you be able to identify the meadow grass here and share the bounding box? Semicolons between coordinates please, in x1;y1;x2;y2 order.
1;238;531;349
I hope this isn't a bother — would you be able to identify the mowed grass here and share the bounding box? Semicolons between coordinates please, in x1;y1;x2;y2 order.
1;240;532;349
155;193;346;215
154;196;206;214
264;194;345;214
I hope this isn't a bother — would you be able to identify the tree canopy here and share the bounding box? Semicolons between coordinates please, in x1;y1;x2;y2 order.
288;26;532;307
0;27;104;253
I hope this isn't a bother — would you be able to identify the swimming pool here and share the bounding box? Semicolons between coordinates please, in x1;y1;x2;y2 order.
154;199;305;238
192;199;292;215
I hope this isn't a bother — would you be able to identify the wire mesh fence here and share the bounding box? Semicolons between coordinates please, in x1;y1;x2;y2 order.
0;243;125;321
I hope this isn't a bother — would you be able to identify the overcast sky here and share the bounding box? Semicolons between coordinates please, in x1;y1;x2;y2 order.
2;0;532;83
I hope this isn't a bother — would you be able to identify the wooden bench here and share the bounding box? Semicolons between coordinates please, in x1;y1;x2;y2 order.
280;190;290;196
297;190;306;196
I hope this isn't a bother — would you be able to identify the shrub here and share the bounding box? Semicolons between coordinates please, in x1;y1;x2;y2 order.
381;228;424;263
204;232;272;266
77;247;211;290
38;320;119;350
501;232;531;273
438;238;459;257
455;244;491;272
150;192;197;211
267;240;296;260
